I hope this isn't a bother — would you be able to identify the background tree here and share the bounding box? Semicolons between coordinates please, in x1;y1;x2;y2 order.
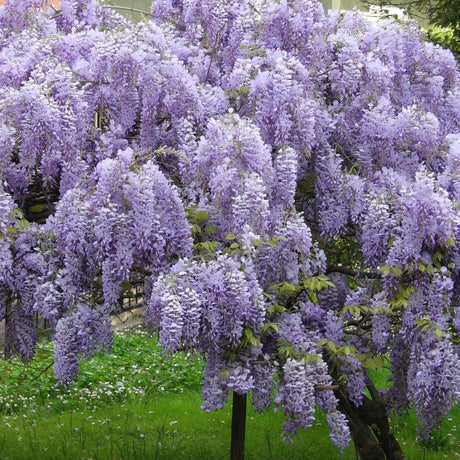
368;0;459;58
0;0;460;459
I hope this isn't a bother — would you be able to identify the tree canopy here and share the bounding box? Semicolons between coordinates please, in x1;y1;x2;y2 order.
0;0;459;458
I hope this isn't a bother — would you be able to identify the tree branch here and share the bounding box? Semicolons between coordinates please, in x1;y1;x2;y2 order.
31;360;54;382
327;265;380;279
315;384;340;391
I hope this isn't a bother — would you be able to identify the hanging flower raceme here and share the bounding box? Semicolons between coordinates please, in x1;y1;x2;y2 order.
273;313;350;451
407;332;460;441
54;302;112;384
0;188;15;283
224;48;324;154
148;254;265;354
48;148;192;313
148;254;266;409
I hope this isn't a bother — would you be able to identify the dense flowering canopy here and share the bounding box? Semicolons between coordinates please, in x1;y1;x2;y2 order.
1;0;460;451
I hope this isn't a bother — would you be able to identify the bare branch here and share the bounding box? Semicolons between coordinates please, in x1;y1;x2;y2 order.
326;265;380;279
315;384;340;391
31;360;54;382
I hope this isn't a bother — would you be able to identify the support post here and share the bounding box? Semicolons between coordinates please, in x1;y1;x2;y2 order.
230;392;247;460
4;303;12;359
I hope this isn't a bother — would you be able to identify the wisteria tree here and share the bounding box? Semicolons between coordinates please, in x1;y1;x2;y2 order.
1;0;459;458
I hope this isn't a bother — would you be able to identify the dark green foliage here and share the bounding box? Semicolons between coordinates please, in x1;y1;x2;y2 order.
428;24;460;60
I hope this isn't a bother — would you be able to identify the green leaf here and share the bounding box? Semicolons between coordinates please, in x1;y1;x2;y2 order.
271;282;301;298
432;251;443;265
317;274;330;282
318;339;338;354
204;225;218;236
328;341;338;353
362;354;385;370
194;241;220;252
238;85;249;98
267;304;285;314
347;275;358;290
194;210;209;222
303;353;322;364
434;327;444;339
9;208;23;220
303;277;319;291
239;328;260;348
341;346;354;356
260;322;279;334
244;328;253;338
379;265;402;276
303;276;335;293
309;292;318;304
28;204;44;214
224;232;236;241
389;285;415;310
267;237;278;247
414;318;444;339
278;341;296;360
191;223;202;235
16;219;30;231
341;305;361;317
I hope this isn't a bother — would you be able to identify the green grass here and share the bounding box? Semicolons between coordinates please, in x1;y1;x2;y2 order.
0;328;204;414
0;394;358;460
0;328;458;459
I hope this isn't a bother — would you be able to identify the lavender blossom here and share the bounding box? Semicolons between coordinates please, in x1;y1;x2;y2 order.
326;410;350;452
279;358;316;440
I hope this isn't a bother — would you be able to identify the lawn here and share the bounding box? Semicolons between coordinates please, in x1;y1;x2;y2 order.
0;328;458;459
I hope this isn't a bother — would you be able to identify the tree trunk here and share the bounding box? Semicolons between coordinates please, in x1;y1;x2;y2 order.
334;381;405;460
230;392;247;460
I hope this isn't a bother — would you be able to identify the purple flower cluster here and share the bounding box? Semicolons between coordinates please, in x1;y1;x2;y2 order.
148;254;266;410
326;410;351;452
149;255;265;354
0;188;15;283
56;0;104;33
54;303;112;384
279;358;316;440
50;150;192;313
371;303;391;354
274;312;348;442
0;222;49;359
407;333;460;441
